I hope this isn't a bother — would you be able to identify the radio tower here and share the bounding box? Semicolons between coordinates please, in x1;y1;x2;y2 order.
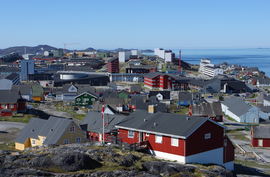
178;50;182;73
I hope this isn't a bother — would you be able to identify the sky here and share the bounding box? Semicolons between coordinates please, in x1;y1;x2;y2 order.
0;0;270;49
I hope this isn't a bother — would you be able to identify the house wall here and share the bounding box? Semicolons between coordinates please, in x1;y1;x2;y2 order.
221;104;241;122
251;138;270;147
75;93;96;106
185;120;224;156
224;136;235;163
15;138;31;151
56;122;87;145
264;100;270;106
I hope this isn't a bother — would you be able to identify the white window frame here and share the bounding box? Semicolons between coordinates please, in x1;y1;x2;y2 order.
145;133;150;137
32;139;36;145
128;130;134;138
258;139;263;147
204;133;211;140
171;137;179;147
155;135;163;144
10;104;14;109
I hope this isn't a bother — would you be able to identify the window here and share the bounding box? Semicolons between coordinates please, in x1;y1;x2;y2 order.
64;139;69;144
84;98;89;102
171;137;179;147
70;126;75;132
76;98;81;101
258;139;263;147
32;139;36;145
155;135;163;143
10;104;14;109
204;133;211;140
76;137;81;143
145;133;150;137
128;130;134;138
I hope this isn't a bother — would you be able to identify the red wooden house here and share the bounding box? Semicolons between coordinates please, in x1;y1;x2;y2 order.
0;89;26;116
251;126;270;147
115;109;234;170
144;73;189;91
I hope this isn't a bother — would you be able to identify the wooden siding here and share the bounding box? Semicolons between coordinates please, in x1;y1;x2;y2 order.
185;120;224;156
251;138;270;147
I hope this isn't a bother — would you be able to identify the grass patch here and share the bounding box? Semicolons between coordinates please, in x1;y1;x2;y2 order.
0;114;34;123
0;142;15;151
235;159;270;171
72;113;86;120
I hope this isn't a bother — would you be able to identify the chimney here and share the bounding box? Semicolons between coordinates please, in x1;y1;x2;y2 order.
148;105;156;114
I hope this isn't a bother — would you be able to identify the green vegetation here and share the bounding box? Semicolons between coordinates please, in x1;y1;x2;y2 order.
235;159;270;174
0;142;15;151
0;114;34;123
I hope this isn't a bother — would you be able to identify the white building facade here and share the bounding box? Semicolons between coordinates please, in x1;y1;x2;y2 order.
119;51;131;62
199;59;223;77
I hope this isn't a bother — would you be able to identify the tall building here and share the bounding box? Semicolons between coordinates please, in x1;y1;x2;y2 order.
20;59;35;81
131;49;141;56
118;51;131;62
107;58;119;73
199;59;223;77
154;48;175;62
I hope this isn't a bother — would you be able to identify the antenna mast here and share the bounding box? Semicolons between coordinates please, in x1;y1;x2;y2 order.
178;49;182;73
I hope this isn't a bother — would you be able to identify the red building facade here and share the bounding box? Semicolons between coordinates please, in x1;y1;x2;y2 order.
107;58;119;73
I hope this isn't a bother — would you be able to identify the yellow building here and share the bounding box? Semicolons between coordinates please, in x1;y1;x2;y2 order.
15;116;87;151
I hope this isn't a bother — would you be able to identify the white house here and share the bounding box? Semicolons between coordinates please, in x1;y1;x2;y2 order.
221;96;268;123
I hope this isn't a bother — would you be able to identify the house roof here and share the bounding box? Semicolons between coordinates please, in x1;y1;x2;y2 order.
264;94;270;102
13;84;32;95
15;116;74;145
149;91;170;100
253;126;270;139
5;73;19;80
130;95;168;113
15;118;47;144
116;110;220;138
192;102;222;117
178;92;192;101
0;79;13;90
82;111;126;133
221;96;252;117
0;89;21;103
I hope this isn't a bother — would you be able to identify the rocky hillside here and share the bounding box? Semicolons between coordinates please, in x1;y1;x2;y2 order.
0;144;233;177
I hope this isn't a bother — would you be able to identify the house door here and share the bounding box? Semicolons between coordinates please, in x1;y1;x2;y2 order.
258;139;263;147
139;132;144;143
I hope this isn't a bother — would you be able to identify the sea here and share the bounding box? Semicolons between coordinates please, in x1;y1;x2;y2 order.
145;48;270;77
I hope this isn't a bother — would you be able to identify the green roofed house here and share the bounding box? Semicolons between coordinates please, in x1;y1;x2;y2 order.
75;92;98;107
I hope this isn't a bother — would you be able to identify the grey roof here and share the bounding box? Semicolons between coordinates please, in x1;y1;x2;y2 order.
149;91;170;100
178;92;192;101
192;102;222;117
82;111;126;133
116;110;214;138
130;95;168;113
0;66;19;73
15;116;74;145
40;116;73;145
264;94;270;102
222;96;252;117
13;84;32;95
0;89;21;103
5;73;19;80
15;118;47;143
253;126;270;138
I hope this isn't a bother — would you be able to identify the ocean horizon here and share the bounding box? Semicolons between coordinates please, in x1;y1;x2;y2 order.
145;48;270;77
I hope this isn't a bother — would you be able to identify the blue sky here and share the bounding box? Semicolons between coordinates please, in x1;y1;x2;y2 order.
0;0;270;49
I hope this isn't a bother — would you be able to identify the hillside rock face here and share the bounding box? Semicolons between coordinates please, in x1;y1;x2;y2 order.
0;144;233;177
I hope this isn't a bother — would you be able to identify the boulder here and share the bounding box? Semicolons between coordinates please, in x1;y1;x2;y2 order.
52;152;102;172
119;154;140;167
142;161;195;176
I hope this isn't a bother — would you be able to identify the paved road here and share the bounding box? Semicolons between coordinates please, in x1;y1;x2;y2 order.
0;122;26;132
